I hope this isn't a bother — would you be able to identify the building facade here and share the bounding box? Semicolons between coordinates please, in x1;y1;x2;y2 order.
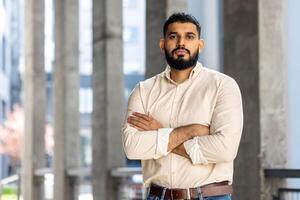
0;0;22;179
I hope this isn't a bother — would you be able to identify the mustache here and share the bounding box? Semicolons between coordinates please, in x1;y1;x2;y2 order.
171;47;190;55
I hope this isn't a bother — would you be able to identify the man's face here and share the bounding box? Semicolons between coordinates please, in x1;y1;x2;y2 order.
160;22;204;70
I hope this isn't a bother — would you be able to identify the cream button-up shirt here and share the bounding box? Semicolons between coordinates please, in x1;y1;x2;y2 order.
122;62;243;188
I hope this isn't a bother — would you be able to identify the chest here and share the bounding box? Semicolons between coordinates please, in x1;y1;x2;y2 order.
142;81;218;128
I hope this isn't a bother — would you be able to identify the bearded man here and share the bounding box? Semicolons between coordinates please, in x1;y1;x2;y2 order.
122;13;243;200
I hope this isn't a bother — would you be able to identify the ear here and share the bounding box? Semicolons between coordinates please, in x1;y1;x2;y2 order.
159;39;165;52
198;39;205;53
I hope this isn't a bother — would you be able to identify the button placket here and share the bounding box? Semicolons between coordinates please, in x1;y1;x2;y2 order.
170;85;178;188
172;89;181;127
170;86;178;127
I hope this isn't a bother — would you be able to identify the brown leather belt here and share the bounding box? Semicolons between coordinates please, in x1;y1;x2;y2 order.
149;181;232;199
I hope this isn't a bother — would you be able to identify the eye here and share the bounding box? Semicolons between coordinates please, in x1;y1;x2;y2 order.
168;35;177;40
186;35;195;40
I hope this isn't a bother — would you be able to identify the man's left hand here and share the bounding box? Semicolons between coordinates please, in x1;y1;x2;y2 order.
127;112;163;131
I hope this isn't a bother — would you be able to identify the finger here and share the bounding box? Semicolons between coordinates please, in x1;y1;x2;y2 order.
129;116;149;126
132;112;150;122
147;112;154;119
146;112;156;121
127;117;149;129
128;118;151;131
131;121;148;130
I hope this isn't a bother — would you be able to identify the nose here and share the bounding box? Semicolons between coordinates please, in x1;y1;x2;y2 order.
177;36;185;47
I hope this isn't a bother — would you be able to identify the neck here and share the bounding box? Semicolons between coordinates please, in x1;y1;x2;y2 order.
170;65;195;84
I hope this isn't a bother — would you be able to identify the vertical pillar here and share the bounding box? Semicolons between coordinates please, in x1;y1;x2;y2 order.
92;0;124;199
223;1;287;199
258;1;288;198
53;0;80;200
23;0;45;199
145;0;188;78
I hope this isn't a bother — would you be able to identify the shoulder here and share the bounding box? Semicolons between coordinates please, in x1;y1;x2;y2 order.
201;67;240;91
138;72;164;91
129;72;164;97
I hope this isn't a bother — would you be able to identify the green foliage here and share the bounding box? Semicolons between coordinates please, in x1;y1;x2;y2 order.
0;187;17;200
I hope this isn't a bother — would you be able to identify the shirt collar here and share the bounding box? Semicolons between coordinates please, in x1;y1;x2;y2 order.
162;62;203;84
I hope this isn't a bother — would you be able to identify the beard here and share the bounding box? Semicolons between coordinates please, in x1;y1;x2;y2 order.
165;47;199;70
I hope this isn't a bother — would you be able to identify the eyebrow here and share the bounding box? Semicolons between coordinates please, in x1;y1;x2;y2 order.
167;32;197;36
167;32;178;36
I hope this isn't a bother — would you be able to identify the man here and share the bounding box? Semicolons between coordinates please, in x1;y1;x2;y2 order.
122;13;243;200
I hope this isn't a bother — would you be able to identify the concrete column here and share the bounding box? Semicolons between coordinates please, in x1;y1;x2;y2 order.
223;1;287;199
23;0;45;199
53;0;80;200
259;1;288;198
92;0;124;199
145;0;188;78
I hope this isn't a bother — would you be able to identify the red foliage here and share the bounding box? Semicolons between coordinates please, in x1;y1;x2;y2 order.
0;105;53;165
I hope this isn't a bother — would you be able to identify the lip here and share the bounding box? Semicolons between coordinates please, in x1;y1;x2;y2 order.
175;49;187;56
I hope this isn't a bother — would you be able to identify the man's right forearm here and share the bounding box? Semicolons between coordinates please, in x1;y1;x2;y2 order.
167;124;209;152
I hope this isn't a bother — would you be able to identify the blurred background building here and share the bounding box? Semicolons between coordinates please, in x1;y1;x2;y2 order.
0;0;299;199
0;0;22;179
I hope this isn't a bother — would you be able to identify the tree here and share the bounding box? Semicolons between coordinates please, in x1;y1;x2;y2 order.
0;105;53;165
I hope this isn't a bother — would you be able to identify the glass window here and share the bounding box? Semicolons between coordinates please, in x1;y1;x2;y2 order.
79;0;92;76
287;0;300;188
0;4;6;37
79;88;93;114
124;26;139;44
1;37;5;72
123;0;138;9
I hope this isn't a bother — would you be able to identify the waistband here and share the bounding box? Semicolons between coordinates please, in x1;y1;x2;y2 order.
147;181;232;199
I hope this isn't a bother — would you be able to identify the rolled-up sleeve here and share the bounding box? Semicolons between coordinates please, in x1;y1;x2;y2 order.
122;84;173;160
184;78;243;165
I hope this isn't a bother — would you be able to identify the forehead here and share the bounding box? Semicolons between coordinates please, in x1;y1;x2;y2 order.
166;22;198;34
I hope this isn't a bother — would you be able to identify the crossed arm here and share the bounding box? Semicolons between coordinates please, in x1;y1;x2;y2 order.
123;79;243;164
127;112;209;160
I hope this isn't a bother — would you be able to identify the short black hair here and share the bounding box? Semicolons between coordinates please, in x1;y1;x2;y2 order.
163;13;201;38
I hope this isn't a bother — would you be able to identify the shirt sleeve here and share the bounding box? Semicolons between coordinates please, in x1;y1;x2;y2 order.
122;84;173;160
184;78;243;165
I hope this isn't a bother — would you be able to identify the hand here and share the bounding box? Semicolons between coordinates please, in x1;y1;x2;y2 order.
127;112;163;131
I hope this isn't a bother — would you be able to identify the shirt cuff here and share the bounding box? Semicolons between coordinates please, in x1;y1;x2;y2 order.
156;128;173;157
184;137;208;165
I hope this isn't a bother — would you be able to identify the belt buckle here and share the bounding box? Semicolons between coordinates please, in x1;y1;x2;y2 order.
169;188;191;200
